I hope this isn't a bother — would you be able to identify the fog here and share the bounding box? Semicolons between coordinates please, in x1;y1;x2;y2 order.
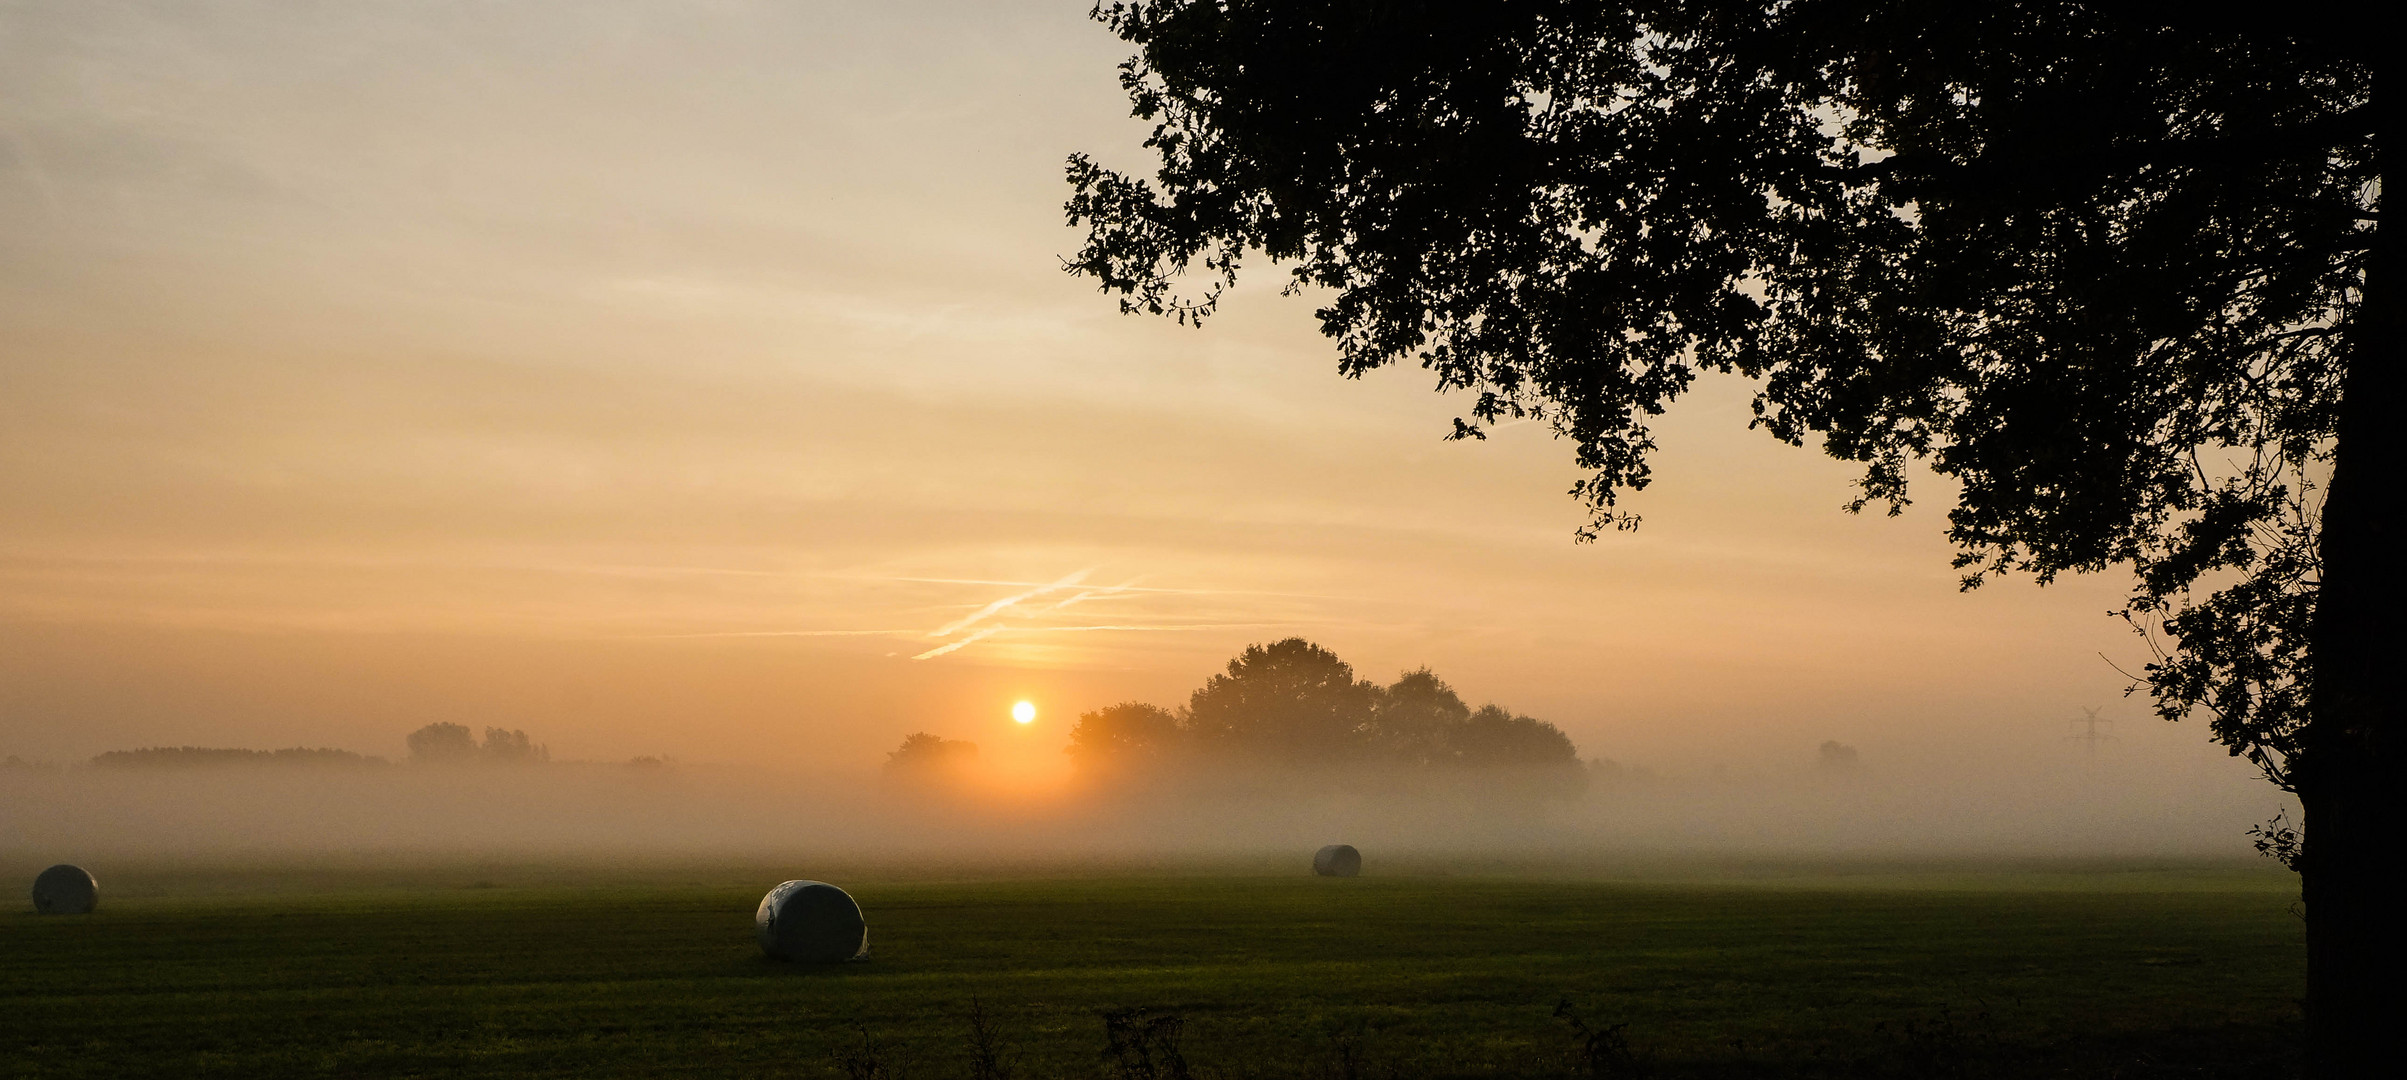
0;1;2304;880
0;748;2291;868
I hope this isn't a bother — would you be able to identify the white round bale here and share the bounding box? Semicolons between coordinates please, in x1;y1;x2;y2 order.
32;864;98;915
1313;844;1361;877
754;879;867;962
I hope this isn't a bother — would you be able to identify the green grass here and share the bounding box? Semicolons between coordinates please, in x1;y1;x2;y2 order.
0;861;2304;1078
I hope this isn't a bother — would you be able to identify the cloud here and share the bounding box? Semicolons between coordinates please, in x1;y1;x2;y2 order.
911;625;1007;661
1049;580;1143;611
927;568;1091;638
644;629;921;639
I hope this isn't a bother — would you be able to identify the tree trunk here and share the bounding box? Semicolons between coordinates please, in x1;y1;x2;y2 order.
2299;56;2403;1077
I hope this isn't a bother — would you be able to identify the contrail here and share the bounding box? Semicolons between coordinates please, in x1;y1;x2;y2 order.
1049;580;1142;611
876;575;1336;599
646;621;1268;643
928;569;1091;638
639;629;920;639
912;625;1007;660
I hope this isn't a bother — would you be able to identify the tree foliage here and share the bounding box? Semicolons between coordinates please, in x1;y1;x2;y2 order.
1067;6;2395;1062
405;723;549;765
406;722;479;764
1185;638;1379;758
886;732;981;773
1065;637;1581;777
1067;702;1184;768
479;727;549;765
1065;0;2372;795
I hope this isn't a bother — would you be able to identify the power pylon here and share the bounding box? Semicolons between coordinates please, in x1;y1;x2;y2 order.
2067;706;2116;757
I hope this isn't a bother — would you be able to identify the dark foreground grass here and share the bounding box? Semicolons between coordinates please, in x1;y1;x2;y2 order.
0;862;2302;1079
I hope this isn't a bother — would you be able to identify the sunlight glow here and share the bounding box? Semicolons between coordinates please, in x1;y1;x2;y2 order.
1011;701;1037;724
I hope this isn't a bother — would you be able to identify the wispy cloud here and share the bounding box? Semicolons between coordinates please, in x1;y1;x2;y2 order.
630;569;1271;660
911;625;1008;660
1048;579;1143;612
641;628;921;639
643;620;1268;644
875;575;1330;599
927;568;1091;638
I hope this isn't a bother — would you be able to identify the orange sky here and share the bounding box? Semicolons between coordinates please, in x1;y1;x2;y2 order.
0;2;2270;805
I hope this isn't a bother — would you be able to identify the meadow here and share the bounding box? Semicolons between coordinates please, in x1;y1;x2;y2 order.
0;859;2303;1078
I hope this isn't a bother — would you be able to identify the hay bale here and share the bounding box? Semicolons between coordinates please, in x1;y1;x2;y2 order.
754;880;867;962
1312;844;1361;877
32;864;97;915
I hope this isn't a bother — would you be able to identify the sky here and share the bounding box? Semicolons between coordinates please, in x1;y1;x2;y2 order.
0;1;2280;833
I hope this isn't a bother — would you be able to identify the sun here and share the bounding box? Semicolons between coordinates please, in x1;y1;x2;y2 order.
1011;701;1037;724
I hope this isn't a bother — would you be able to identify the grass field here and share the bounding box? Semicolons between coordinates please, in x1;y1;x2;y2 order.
0;859;2304;1078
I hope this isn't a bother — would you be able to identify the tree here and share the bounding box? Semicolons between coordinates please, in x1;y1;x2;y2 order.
1446;705;1582;770
1065;2;2390;1069
1372;668;1473;764
885;732;980;773
1067;701;1185;769
1184;637;1379;759
1079;645;1585;780
405;723;547;764
1373;670;1581;773
406;722;478;764
479;727;549;764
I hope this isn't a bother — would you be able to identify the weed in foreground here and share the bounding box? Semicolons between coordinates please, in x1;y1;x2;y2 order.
838;1027;905;1080
1102;1007;1194;1080
1553;997;1648;1079
966;997;1015;1080
828;998;2296;1080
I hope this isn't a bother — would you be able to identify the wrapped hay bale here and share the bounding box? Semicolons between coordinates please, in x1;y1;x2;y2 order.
32;864;98;915
1312;844;1361;878
754;879;867;962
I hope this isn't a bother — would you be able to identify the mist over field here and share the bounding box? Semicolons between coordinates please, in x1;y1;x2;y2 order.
0;746;2285;865
2;635;2291;867
0;1;2310;885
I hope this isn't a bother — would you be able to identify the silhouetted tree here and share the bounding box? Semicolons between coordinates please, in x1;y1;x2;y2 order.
1066;4;2388;1066
1445;705;1581;770
1088;643;1583;781
1067;702;1184;769
1372;670;1579;775
885;732;979;773
479;727;548;764
1372;668;1473;765
406;723;546;765
1184;637;1379;760
1819;741;1861;772
406;722;478;764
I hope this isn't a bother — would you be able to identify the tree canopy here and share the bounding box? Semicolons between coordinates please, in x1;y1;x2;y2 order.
1185;638;1379;758
885;731;981;773
1066;2;2390;1067
1066;701;1183;767
1066;637;1581;777
1067;0;2368;785
406;723;550;765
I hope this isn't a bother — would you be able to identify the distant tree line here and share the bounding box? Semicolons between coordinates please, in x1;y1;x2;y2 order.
48;724;561;770
87;746;389;768
406;723;549;765
1067;639;1581;782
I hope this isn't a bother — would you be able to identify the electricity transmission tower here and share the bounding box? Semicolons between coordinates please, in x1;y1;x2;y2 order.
2066;707;2116;758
